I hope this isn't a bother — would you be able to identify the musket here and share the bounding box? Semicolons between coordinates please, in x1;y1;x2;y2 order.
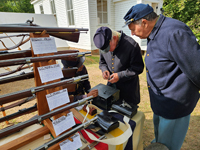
0;64;33;77
0;103;37;123
0;96;94;139
34;116;98;150
0;72;34;84
0;51;91;67
0;24;88;43
0;74;88;105
0;67;78;84
0;96;35;112
82;135;107;150
0;51;8;54
0;49;78;60
0;49;31;60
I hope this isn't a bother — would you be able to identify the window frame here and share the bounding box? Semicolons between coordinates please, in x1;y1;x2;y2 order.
50;0;56;15
97;0;108;25
39;4;44;14
66;0;75;26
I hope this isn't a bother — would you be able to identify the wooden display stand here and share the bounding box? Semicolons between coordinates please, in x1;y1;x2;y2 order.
0;32;78;150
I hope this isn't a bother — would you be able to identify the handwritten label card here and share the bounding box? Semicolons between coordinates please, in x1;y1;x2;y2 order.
31;37;57;54
38;64;63;83
52;112;75;136
59;133;82;150
46;89;70;110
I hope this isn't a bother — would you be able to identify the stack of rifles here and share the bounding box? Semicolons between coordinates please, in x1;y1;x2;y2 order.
0;20;99;150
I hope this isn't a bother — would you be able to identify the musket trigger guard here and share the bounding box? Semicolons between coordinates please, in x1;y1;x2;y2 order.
26;58;31;64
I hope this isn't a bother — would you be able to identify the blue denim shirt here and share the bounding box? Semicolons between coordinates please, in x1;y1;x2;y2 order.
145;14;200;119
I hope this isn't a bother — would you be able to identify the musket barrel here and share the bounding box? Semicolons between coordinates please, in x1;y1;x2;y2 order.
0;96;35;112
0;25;88;33
0;96;93;139
39;96;93;121
0;74;88;105
0;52;91;67
0;49;79;59
0;49;31;60
34;116;98;150
0;72;34;84
0;104;37;123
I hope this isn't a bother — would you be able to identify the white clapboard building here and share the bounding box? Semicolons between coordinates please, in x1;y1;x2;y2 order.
31;0;163;52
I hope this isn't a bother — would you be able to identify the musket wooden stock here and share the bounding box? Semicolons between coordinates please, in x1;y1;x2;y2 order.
0;96;35;112
0;25;88;42
0;52;91;67
0;72;34;84
0;103;37;123
34;116;98;150
0;74;88;105
0;96;93;139
0;49;79;60
0;67;77;84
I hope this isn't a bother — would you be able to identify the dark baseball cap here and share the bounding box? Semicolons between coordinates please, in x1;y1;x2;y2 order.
123;3;153;27
93;27;112;53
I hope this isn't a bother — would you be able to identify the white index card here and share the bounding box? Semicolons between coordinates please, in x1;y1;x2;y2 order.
52;112;75;136
37;64;63;83
59;133;82;150
31;37;57;54
46;89;70;110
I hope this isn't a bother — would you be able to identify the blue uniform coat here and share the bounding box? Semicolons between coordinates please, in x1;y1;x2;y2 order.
145;14;200;119
99;31;144;105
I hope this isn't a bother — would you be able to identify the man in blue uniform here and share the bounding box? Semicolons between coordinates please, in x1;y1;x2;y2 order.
61;57;98;102
93;27;144;106
123;3;200;150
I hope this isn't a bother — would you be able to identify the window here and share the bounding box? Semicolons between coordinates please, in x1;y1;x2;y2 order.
40;5;44;14
66;0;75;26
97;0;108;24
50;0;56;15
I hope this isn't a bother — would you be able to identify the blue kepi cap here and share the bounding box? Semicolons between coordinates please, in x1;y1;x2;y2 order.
93;27;112;53
123;3;153;27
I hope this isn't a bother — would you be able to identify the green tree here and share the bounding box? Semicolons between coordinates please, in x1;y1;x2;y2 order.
163;0;200;44
0;0;34;13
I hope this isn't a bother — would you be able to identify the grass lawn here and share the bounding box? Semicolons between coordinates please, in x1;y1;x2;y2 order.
0;54;199;149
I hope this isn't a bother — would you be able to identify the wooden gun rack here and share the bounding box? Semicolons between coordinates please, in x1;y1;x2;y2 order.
0;32;82;150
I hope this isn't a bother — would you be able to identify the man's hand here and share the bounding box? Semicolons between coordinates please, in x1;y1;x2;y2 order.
108;73;119;83
87;89;98;98
102;70;110;80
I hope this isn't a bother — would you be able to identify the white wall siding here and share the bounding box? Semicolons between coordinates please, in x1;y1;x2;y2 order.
32;0;51;14
114;0;137;35
43;0;52;14
88;0;97;50
33;1;43;14
90;0;115;50
67;0;91;50
55;0;68;27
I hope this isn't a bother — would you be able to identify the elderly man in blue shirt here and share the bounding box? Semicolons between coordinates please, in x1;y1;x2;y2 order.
123;3;200;150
